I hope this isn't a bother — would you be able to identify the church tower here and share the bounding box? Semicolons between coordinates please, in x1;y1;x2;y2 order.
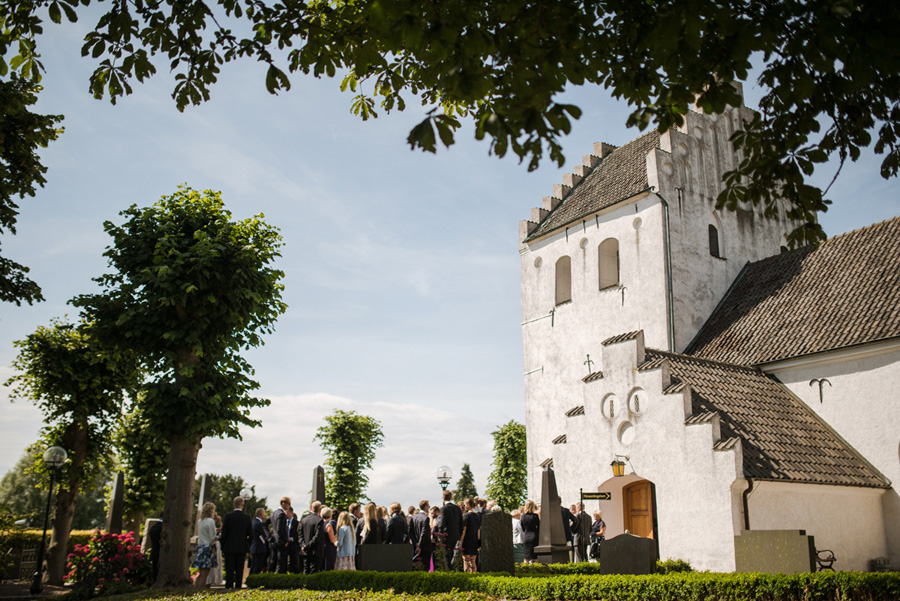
518;85;798;499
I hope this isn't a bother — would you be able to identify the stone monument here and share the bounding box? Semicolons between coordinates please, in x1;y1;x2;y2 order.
312;465;326;504
599;533;656;574
480;510;515;574
534;466;570;564
105;471;125;534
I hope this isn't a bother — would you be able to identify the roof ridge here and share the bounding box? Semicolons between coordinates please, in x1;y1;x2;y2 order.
647;348;759;372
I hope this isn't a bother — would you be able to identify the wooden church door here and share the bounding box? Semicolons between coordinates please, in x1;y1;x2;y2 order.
623;480;654;538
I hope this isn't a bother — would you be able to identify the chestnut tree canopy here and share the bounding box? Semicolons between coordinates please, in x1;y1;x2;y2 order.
1;0;898;249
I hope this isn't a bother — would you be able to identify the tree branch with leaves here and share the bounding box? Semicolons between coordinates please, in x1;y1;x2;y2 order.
314;410;384;512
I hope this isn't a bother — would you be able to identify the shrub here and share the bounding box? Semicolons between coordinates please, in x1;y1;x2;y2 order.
1;528;97;580
656;558;693;574
66;530;150;599
245;570;900;601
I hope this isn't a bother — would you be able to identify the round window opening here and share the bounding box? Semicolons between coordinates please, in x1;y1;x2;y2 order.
633;217;642;230
580;237;589;249
534;257;543;268
617;421;635;445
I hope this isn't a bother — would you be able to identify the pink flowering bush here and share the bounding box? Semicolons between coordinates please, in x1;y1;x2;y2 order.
66;530;150;599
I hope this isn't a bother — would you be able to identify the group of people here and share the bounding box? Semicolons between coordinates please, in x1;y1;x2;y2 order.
186;490;610;589
511;501;607;564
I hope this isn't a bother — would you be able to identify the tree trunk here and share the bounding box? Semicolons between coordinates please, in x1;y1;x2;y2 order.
46;422;88;585
153;433;202;588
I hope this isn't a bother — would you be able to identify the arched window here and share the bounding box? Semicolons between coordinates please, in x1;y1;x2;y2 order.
708;224;721;258
555;256;572;305
598;238;619;289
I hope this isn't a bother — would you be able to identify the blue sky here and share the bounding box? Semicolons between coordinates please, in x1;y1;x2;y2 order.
1;16;898;510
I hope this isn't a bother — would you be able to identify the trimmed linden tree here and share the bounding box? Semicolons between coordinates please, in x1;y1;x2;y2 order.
314;410;383;511
485;420;527;512
72;187;286;587
5;319;137;585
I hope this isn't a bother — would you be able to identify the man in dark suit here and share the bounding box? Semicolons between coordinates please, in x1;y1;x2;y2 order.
147;517;163;582
298;501;325;574
572;502;592;562
250;508;270;574
269;496;291;573
286;507;301;573
219;496;252;589
385;502;409;543
441;489;463;570
409;500;432;569
561;504;578;561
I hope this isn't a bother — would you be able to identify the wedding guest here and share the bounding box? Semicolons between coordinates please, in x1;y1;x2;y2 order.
335;512;356;571
220;496;252;589
410;500;432;570
459;500;480;573
192;502;218;588
386;502;409;543
357;502;384;545
270;497;290;573
440;490;463;570
250;508;269;574
510;508;524;564
573;502;592;562
322;507;337;571
299;501;325;574
520;500;540;564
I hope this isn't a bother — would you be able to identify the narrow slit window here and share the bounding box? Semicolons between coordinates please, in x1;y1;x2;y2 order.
709;224;721;258
555;256;572;305
599;238;619;289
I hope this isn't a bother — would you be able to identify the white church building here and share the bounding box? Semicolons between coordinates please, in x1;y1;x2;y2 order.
517;86;899;572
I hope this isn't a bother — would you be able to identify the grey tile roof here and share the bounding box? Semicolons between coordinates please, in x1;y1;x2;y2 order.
582;371;604;382
602;331;643;346
647;349;888;488
525;131;660;241
686;217;900;365
565;405;585;417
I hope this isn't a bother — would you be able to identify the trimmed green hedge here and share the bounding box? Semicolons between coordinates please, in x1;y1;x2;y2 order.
245;570;900;601
2;529;99;579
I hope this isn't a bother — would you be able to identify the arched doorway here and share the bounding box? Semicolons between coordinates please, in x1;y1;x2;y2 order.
623;480;655;538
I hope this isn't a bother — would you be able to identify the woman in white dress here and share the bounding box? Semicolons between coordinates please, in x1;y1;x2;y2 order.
192;502;218;588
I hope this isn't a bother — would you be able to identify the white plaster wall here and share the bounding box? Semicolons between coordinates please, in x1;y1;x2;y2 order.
520;199;670;499
648;107;800;352
552;335;744;572
748;481;888;571
765;340;900;569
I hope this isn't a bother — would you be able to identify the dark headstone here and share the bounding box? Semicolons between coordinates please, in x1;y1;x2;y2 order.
106;471;125;534
357;544;413;572
734;530;816;574
312;466;326;504
599;533;656;574
194;473;213;537
480;511;515;574
535;466;569;564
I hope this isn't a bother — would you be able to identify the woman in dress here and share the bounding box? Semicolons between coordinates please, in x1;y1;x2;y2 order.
590;510;606;540
192;502;218;587
459;500;480;572
429;506;442;572
520;499;540;564
335;511;356;571
322;507;338;571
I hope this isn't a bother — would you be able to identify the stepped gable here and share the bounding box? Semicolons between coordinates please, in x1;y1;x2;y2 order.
646;349;888;488
524;131;660;241
686;217;900;365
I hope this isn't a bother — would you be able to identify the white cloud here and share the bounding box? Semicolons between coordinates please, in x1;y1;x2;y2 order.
196;392;497;511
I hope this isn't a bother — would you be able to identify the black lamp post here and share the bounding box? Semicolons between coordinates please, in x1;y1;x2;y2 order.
31;446;67;595
436;466;452;491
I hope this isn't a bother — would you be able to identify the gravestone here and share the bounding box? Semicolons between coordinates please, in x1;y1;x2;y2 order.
734;530;816;574
534;466;570;564
140;518;160;553
358;544;413;572
480;510;515;574
599;533;656;574
106;471;125;534
312;466;326;504
193;473;213;537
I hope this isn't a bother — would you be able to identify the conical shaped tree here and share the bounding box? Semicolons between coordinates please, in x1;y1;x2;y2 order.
453;463;478;503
